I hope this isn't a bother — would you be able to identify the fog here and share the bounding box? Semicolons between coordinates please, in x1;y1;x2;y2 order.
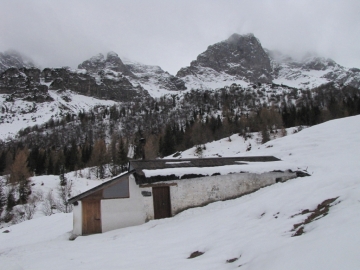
1;0;359;74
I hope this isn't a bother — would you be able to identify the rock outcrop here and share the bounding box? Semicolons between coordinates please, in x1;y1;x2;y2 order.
78;52;135;77
177;33;273;84
0;67;51;102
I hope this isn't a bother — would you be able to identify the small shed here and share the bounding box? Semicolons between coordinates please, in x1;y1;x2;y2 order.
69;156;297;235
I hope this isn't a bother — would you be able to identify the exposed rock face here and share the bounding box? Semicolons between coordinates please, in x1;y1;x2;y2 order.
42;67;147;101
0;51;37;74
0;65;149;103
0;67;51;102
177;33;273;83
78;52;134;77
78;53;186;95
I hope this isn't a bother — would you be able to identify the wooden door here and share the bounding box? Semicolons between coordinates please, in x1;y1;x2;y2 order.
153;186;171;219
82;199;101;235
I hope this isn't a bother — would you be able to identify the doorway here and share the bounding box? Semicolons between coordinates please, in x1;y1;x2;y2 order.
82;199;102;235
152;186;171;219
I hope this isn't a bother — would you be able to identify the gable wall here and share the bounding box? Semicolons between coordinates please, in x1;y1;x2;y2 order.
101;174;150;233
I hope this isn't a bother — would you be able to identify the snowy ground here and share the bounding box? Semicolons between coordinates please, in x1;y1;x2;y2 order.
166;126;299;159
1;115;360;269
0;166;115;228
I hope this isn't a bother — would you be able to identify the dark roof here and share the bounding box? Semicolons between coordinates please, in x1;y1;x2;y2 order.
130;156;280;175
68;170;133;204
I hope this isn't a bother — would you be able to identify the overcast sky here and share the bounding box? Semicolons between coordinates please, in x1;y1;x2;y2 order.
1;0;359;75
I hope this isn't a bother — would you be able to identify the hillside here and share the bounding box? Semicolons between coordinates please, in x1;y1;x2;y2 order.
0;33;359;149
1;115;359;269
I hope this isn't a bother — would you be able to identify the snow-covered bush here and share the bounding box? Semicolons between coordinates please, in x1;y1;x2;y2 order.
42;190;56;216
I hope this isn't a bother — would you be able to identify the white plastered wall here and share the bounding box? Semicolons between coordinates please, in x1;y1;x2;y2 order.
141;186;155;221
169;171;296;215
72;201;82;235
101;174;150;232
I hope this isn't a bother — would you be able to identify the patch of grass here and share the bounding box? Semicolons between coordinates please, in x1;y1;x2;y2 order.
291;197;339;237
226;257;239;263
188;251;204;259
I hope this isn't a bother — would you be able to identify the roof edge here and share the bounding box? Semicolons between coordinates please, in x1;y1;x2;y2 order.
68;170;134;204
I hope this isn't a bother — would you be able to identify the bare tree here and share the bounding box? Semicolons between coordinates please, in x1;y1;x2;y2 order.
9;149;32;204
57;179;73;213
42;190;56;216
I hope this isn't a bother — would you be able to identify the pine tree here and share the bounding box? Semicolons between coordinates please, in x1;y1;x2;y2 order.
162;125;175;156
27;146;39;173
18;178;31;204
47;154;54;175
0;180;6;217
0;151;6;174
6;188;16;212
59;166;67;186
90;139;108;179
35;149;46;175
261;126;271;144
65;140;78;172
117;138;128;172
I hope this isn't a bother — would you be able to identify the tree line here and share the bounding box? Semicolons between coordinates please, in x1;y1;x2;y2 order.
0;82;359;185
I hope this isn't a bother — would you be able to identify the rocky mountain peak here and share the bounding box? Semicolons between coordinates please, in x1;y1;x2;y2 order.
302;57;338;71
78;52;134;77
0;50;37;74
177;33;273;83
225;33;255;45
89;53;105;63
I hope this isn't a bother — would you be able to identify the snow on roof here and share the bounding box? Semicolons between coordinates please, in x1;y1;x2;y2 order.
142;161;296;179
130;156;280;173
130;156;298;184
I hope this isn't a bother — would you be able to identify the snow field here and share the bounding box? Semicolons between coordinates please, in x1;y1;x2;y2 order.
0;115;360;269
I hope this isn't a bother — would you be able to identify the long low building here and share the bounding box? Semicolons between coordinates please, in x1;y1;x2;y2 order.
68;156;301;235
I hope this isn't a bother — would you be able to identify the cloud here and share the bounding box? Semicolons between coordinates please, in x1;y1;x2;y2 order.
1;0;359;74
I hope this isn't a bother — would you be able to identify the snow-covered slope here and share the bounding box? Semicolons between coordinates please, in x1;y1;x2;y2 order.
165;127;299;159
123;58;187;98
0;90;116;141
1;115;360;269
179;65;250;91
269;50;360;89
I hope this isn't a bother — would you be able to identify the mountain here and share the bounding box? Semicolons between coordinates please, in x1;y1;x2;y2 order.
123;58;186;97
78;52;186;98
176;33;360;91
0;50;37;73
0;33;360;143
268;50;360;89
78;52;135;77
177;33;273;90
